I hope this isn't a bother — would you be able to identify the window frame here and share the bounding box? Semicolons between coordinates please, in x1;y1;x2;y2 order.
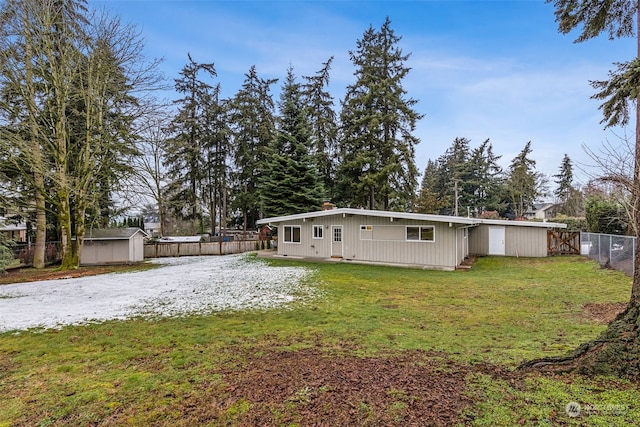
312;224;324;239
283;225;302;243
405;225;435;242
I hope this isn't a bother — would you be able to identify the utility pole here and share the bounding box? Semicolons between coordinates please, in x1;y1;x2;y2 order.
454;179;460;216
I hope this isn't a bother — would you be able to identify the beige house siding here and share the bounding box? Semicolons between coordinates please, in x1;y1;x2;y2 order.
469;223;548;257
261;208;565;270
504;226;547;257
468;225;488;255
276;214;468;270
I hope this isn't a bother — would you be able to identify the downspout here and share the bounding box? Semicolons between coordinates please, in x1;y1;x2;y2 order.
455;224;480;265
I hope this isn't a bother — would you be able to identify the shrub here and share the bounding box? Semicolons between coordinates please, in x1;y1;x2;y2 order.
0;242;15;274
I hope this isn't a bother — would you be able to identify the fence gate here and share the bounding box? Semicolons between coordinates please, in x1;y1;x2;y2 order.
547;230;580;255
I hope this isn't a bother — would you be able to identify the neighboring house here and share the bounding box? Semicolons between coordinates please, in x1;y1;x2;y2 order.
256;208;567;271
524;203;558;220
0;216;27;243
145;222;161;237
81;227;148;266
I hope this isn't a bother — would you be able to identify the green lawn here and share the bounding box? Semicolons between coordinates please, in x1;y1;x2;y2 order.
1;255;639;426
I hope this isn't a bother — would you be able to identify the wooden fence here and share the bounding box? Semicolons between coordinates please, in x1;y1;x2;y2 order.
547;230;580;255
144;240;260;258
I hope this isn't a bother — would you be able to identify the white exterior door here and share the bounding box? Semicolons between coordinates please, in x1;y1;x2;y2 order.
488;226;506;255
331;225;343;257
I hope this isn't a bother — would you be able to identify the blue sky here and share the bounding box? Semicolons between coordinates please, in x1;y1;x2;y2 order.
93;0;636;192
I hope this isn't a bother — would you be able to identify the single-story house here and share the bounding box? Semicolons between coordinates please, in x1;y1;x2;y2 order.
256;208;567;271
81;227;148;266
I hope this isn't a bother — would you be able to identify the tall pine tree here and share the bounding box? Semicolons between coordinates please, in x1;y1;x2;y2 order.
336;17;422;211
164;54;216;234
260;68;324;217
229;66;277;231
302;57;338;198
506;141;546;218
467;139;505;214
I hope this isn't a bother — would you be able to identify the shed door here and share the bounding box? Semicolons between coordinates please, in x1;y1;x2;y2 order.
488;226;506;255
331;225;343;258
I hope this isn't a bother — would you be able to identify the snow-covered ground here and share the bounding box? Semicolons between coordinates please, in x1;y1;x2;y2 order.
0;254;317;333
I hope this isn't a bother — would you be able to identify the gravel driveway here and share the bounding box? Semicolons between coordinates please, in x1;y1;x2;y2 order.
0;254;316;333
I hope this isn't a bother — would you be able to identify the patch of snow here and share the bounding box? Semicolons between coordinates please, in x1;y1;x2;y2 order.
0;254;318;333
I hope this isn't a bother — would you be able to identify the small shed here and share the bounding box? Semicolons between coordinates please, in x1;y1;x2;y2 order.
81;227;148;266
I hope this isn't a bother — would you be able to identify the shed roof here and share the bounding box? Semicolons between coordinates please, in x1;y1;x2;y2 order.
159;235;204;243
84;227;148;241
257;208;567;229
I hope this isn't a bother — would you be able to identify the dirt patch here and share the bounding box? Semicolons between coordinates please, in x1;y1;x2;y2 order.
582;302;627;324
214;348;507;426
0;264;155;285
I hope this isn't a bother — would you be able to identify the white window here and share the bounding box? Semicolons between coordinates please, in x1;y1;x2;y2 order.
313;225;324;239
406;226;435;242
283;225;301;243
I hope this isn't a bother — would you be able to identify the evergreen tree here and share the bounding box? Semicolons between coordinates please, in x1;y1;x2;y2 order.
201;85;231;236
419;138;507;217
585;195;627;234
467;139;505;214
228;66;277;231
553;153;584;216
260;68;324;217
506;142;545;218
302;58;338;197
164;54;217;234
434;137;473;215
336;17;422;210
415;160;447;214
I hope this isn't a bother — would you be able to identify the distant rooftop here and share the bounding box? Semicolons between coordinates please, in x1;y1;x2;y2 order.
84;227;148;240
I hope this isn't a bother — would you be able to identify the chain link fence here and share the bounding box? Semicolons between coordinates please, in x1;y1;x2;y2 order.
581;232;635;277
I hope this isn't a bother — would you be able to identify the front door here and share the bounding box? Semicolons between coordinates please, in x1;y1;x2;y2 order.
331;225;343;258
488;226;506;255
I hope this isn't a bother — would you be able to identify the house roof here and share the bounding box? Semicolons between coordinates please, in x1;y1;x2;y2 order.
0;216;26;232
257;208;477;226
479;218;567;228
84;227;148;240
257;208;567;229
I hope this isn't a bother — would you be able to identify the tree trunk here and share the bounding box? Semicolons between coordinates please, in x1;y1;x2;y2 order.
369;187;375;210
32;191;46;269
24;18;46;269
519;304;640;380
520;6;640;380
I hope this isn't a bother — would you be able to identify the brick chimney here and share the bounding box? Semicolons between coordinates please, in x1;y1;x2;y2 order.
322;201;335;211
